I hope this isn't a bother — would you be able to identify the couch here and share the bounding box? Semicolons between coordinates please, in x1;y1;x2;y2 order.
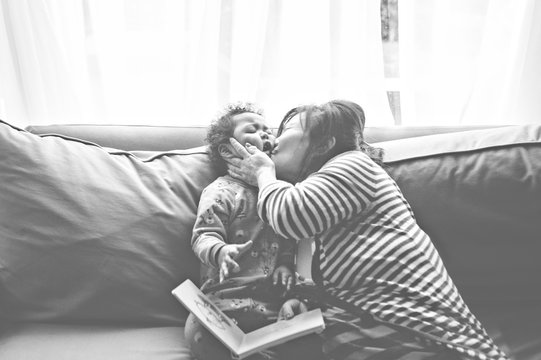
0;119;540;360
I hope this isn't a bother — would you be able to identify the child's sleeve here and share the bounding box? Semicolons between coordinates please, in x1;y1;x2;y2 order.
191;182;235;268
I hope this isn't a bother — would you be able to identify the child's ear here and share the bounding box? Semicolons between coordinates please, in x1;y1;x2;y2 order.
314;136;336;155
218;143;237;160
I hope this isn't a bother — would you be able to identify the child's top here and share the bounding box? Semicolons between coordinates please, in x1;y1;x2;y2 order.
192;175;295;285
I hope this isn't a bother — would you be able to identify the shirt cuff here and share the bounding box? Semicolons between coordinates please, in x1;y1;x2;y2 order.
210;243;227;268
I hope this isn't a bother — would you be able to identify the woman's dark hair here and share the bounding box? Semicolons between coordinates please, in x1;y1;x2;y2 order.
206;102;264;172
278;99;384;180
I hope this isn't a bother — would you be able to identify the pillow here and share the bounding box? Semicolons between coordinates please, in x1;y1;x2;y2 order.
0;120;219;326
378;125;541;307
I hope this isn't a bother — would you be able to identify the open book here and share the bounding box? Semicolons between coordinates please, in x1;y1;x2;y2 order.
172;279;325;359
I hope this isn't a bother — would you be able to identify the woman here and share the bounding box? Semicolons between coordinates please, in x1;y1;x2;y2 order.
227;100;508;360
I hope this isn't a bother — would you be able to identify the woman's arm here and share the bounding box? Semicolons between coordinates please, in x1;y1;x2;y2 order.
227;139;377;240
257;168;372;240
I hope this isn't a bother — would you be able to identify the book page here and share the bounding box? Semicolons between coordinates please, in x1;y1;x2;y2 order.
237;309;325;358
171;280;244;351
172;280;325;359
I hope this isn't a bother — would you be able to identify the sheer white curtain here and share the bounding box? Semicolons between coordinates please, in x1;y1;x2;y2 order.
399;0;541;125
0;0;393;127
0;0;97;125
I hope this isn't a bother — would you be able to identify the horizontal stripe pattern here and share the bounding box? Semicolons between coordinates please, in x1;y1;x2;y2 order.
258;151;507;360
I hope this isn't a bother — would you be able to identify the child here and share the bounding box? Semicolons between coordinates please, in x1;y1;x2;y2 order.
185;102;298;360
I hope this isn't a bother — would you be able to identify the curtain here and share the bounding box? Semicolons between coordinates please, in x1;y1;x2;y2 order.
0;0;393;127
399;0;541;125
0;0;97;125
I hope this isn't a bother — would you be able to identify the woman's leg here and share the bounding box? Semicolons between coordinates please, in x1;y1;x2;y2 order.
272;333;326;360
319;306;463;360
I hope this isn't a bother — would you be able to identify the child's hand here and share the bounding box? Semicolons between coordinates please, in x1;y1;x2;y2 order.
272;264;295;291
278;299;308;320
217;241;253;282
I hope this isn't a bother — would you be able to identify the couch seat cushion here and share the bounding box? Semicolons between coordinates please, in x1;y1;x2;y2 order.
0;323;191;360
475;305;541;360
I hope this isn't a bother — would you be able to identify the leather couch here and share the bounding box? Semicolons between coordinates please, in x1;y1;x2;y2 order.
0;120;539;360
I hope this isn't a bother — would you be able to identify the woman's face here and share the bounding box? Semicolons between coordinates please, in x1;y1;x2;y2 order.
271;113;311;183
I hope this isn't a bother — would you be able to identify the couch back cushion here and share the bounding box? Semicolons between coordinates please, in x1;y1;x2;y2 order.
26;124;500;151
0;120;219;326
379;125;541;307
3;119;540;326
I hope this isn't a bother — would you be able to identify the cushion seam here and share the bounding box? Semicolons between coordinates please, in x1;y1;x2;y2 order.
384;140;541;164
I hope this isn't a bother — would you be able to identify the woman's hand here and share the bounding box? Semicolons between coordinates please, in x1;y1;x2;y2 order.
278;299;308;321
225;138;276;188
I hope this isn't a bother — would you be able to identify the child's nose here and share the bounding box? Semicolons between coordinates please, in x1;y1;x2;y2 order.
260;131;269;139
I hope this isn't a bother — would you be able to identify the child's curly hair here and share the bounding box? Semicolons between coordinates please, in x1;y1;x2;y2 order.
206;102;264;172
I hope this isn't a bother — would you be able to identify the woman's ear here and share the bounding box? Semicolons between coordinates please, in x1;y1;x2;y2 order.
218;143;236;160
314;136;336;155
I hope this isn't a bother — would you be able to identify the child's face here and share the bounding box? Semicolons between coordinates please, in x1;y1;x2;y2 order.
231;112;275;156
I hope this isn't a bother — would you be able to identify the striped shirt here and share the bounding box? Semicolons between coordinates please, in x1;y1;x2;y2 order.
258;150;508;360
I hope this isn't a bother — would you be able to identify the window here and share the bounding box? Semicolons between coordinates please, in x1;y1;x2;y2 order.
381;0;401;125
5;1;536;126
